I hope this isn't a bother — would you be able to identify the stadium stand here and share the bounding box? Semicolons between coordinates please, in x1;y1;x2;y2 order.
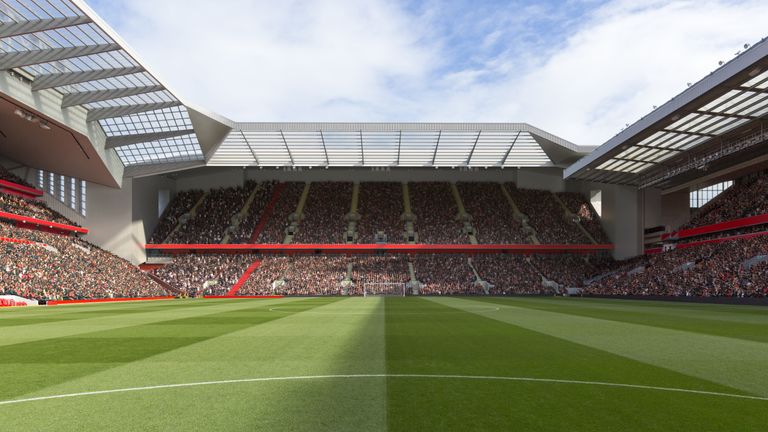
256;183;305;243
152;254;255;296
167;184;253;244
587;235;768;297
413;254;476;295
149;189;204;243
683;172;768;230
458;182;526;244
472;254;546;294
0;192;79;226
410;182;466;244
556;192;611;243
0;221;164;301
293;182;352;244
356;182;404;244
231;181;276;243
508;185;589;244
0;165;34;189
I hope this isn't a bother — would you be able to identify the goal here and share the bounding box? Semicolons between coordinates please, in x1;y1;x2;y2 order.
363;282;406;297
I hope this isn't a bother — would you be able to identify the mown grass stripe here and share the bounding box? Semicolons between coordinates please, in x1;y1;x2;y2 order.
0;297;338;400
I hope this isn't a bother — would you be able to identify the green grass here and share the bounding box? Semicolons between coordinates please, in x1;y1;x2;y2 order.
1;296;767;431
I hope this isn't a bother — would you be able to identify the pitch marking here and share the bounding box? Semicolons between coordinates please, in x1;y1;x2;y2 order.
1;374;766;407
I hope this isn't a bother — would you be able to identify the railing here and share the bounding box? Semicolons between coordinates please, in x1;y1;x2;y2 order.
0;179;43;199
662;213;768;242
646;229;768;254
0;211;88;235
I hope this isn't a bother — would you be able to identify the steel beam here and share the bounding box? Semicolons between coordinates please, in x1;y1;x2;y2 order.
62;85;164;108
105;129;195;148
86;101;180;122
32;66;144;91
0;43;120;70
0;16;92;38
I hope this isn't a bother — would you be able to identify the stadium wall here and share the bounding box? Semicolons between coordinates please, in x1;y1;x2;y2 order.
173;167;575;191
84;176;174;265
568;180;642;259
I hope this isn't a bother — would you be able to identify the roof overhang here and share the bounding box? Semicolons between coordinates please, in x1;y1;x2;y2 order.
0;0;232;185
208;122;594;169
565;37;768;189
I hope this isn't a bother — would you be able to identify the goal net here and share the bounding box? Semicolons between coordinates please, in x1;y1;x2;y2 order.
363;282;406;297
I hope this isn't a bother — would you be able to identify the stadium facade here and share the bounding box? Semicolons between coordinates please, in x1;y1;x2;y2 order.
1;0;767;273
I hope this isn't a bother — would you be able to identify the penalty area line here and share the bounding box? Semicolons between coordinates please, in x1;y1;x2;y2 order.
1;374;766;406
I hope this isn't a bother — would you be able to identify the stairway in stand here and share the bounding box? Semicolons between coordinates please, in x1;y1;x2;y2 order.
249;183;287;243
226;260;262;296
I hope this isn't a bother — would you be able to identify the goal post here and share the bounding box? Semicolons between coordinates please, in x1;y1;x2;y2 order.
363;282;406;297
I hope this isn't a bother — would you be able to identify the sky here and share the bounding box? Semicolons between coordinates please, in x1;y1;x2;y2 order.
87;0;768;146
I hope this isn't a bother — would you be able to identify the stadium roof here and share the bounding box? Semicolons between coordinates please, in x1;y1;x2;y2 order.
208;122;593;169
0;0;591;181
565;37;768;189
0;0;229;177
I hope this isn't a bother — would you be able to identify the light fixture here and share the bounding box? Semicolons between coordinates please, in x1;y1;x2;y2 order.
39;121;51;131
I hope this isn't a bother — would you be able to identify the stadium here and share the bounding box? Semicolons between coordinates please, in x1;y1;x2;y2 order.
1;0;768;430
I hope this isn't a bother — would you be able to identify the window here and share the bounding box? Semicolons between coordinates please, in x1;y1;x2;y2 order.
690;181;733;208
80;180;87;217
48;172;54;195
69;178;77;210
58;175;65;202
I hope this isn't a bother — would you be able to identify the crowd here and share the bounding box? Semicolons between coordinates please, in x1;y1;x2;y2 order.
684;173;768;230
167;183;254;244
351;256;409;294
414;254;477;295
530;254;596;288
0;165;35;189
356;182;404;244
238;256;348;296
509;185;589;244
0;221;165;300
149;182;612;247
410;182;466;244
458;182;526;244
231;182;276;243
256;183;304;243
586;235;768;297
472;254;547;295
556;192;611;243
293;182;352;244
152;254;256;296
0;192;76;225
149;189;204;243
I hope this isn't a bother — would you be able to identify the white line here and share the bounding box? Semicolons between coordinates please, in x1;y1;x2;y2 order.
267;307;501;315
1;374;765;407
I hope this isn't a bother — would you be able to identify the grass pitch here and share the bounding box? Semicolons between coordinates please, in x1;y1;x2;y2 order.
1;296;767;431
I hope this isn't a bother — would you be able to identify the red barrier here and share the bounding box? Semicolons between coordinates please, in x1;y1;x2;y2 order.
226;260;262;296
662;213;768;241
0;211;88;235
0;179;43;198
47;296;174;305
138;263;165;271
203;295;284;299
146;243;614;255
646;230;768;255
250;183;286;243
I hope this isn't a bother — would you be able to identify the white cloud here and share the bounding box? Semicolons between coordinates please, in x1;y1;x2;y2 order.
97;0;768;146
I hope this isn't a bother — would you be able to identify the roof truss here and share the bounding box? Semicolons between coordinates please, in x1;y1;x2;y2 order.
0;43;121;70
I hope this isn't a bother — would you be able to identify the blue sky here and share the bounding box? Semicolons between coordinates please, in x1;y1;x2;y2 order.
87;0;768;146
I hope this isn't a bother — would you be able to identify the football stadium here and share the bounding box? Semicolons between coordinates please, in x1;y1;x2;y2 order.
1;0;768;430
